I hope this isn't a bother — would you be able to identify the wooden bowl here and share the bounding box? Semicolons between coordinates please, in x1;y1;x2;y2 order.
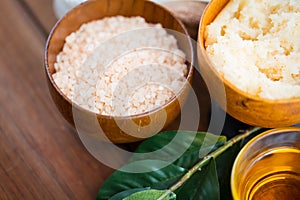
198;0;300;128
45;0;193;143
161;1;207;39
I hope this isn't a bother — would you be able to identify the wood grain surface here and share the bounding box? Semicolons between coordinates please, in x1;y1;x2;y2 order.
0;0;114;199
0;0;247;199
21;0;57;33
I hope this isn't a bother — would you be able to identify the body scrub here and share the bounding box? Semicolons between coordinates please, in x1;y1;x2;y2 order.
205;0;300;99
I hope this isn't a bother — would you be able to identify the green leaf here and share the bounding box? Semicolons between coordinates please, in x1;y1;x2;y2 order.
124;190;176;200
98;131;227;199
109;188;150;200
97;160;186;200
173;133;226;169
98;128;261;200
175;158;220;200
132;131;226;169
216;140;243;200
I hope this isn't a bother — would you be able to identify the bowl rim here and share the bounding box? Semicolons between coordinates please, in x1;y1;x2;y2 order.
45;0;194;120
230;127;300;199
198;0;300;104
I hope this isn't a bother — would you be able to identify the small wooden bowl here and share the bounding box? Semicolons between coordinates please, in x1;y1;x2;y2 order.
198;0;300;128
45;0;193;143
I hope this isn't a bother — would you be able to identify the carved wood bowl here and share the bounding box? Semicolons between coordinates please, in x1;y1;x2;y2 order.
45;0;194;143
197;0;300;128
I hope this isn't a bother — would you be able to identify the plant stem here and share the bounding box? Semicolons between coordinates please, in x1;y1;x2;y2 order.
158;126;261;200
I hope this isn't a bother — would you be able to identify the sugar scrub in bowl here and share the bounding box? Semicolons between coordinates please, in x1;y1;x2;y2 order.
45;0;194;143
198;0;300;127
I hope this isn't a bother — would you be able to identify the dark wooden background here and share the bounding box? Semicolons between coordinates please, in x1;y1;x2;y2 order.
0;1;249;199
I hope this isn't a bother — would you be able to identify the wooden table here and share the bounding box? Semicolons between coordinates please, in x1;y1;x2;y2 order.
0;1;248;199
0;1;116;199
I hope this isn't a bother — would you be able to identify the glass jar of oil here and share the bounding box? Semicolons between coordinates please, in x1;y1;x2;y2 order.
231;127;300;200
